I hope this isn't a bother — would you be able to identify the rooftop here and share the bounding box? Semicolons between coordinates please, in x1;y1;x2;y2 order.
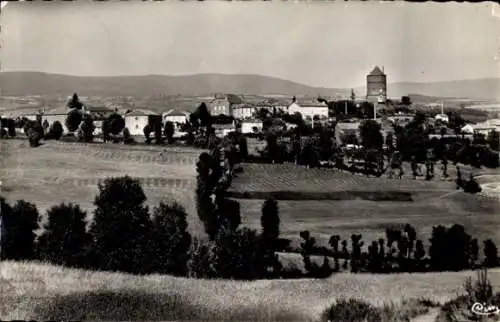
368;66;385;76
163;109;190;117
125;109;160;117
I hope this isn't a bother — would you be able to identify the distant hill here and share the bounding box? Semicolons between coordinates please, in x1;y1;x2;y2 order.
1;71;499;100
355;78;500;101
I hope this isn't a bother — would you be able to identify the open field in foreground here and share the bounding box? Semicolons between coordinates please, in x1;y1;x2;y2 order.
1;261;500;321
0;140;206;234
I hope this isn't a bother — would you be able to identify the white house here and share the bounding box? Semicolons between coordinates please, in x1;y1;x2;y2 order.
470;119;500;135
435;114;449;123
124;109;162;136
163;110;190;125
286;101;329;121
461;124;474;135
232;104;256;120
241;119;263;134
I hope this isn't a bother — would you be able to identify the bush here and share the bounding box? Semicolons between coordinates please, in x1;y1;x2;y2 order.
186;238;212;278
322;298;437;322
36;203;90;268
46;121;64;140
0;199;40;260
484;239;499;268
359;120;384;150
440;268;500;322
24;120;44;147
164;121;175;144
143;124;152;144
429;224;473;271
107;113;125;135
322;298;381;322
123;127;134;144
89;176;153;274
66;109;83;133
150;202;192;276
79;114;95;142
154;122;163;145
205;227;268;280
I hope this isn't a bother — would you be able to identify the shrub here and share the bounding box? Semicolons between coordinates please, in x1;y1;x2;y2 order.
36;203;90;268
322;298;437;322
440;268;500;322
66;109;83;133
261;198;280;241
0;199;40;260
107;113;125;135
322;298;381;322
164;121;175;144
150;202;192;276
206;227;268;280
215;197;241;232
238;134;248;161
186;238;212;278
154;122;163;145
487;130;499;151
47;121;64;140
102;118;111;143
123;127;134;144
89;176;153;274
429;224;473;271
24;121;44;147
79;114;95;142
143;124;152;144
359;119;384;150
483;239;499;268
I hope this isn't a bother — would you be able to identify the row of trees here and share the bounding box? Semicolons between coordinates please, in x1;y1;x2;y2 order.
1;175;498;278
298;224;499;275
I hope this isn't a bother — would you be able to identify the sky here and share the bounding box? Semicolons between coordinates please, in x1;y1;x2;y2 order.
1;1;499;88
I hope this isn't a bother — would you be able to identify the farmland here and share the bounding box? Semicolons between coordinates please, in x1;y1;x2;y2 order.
229;163;500;249
2;138;499;250
0;139;206;234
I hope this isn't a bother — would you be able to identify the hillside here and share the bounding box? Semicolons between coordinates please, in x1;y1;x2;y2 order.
1;71;499;100
2;261;500;321
0;72;348;98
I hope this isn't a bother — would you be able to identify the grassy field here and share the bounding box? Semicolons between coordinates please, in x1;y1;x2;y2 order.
2;138;498;251
230;163;500;249
0;139;206;234
1;261;499;321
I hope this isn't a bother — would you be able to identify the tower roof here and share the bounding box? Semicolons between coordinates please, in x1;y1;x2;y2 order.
368;66;385;76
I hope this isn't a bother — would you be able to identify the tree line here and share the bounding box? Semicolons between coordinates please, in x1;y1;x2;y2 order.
1;175;498;279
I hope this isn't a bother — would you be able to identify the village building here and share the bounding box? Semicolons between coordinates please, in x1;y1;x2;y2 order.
470;119;500;135
208;94;244;116
286;97;329;121
335;120;361;144
231;104;256;120
240;119;263;134
124;109;162;136
163;109;190;125
213;122;236;138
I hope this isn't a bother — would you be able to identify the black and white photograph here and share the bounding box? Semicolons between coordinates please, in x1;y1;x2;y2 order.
0;1;499;321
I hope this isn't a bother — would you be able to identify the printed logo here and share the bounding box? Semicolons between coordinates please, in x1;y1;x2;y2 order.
471;302;500;316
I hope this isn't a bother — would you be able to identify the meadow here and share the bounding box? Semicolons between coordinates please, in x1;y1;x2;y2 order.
2;138;499;252
1;261;499;321
0;139;206;234
230;163;500;250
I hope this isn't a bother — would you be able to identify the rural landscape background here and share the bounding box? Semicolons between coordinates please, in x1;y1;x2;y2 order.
1;1;500;321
